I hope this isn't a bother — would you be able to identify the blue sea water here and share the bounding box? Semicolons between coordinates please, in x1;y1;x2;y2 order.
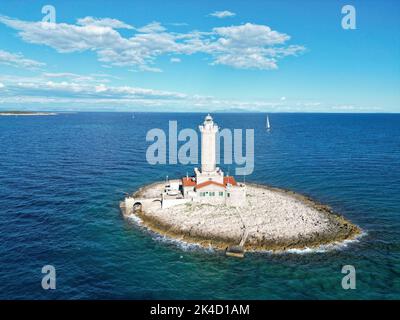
0;112;399;300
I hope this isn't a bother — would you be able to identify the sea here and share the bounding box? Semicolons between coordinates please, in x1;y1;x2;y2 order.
0;112;399;299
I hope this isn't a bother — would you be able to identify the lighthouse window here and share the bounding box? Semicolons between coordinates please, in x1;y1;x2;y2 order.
227;193;230;197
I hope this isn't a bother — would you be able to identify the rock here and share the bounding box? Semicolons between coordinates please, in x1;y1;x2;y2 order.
122;181;362;252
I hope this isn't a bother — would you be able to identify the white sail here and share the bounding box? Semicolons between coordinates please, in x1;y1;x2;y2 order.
266;115;271;129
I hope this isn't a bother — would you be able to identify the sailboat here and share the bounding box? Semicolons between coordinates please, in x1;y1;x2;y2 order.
266;115;271;130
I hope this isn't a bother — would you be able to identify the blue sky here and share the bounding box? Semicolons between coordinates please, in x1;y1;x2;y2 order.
0;0;399;112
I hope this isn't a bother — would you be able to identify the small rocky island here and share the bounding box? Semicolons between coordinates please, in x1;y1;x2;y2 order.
121;181;361;253
121;115;361;254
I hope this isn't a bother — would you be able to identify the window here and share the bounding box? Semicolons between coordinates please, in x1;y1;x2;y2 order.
210;192;215;196
219;192;224;196
227;193;230;197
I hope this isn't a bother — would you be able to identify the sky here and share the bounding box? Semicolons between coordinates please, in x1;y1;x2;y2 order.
0;0;399;113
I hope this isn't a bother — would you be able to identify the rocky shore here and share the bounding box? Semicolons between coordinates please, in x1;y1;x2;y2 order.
121;182;362;252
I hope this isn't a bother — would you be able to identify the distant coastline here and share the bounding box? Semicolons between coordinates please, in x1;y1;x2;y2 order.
0;111;57;116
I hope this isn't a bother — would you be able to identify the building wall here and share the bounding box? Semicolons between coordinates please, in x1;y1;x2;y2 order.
196;184;226;205
125;197;161;213
162;198;191;209
183;185;195;198
226;185;247;207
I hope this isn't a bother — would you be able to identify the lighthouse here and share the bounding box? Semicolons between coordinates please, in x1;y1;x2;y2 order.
193;114;224;186
125;114;247;215
199;114;218;173
180;114;246;207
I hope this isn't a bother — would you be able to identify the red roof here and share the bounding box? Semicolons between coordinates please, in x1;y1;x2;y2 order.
196;180;225;189
182;175;238;189
182;177;196;187
224;176;237;186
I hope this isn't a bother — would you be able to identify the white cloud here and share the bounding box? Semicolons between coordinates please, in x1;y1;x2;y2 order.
0;15;305;71
2;76;187;100
170;57;181;63
209;11;236;18
41;72;113;83
214;23;289;46
77;16;133;29
137;21;166;33
280;96;286;101
140;66;163;72
42;72;93;82
94;84;107;93
0;49;45;69
207;24;303;69
211;50;278;69
0;16;126;53
1;74;368;112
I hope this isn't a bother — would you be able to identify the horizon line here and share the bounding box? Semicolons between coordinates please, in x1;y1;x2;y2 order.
1;110;399;114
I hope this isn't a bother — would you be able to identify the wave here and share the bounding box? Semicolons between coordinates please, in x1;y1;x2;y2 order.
256;231;367;255
127;214;215;253
127;214;143;226
152;234;215;253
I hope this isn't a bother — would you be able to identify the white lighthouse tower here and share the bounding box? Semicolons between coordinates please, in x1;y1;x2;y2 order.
199;114;218;173
193;114;224;185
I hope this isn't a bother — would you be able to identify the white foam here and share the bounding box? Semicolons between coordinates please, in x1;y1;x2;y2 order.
127;213;215;253
127;212;366;256
153;234;211;252
260;231;367;255
127;214;143;226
